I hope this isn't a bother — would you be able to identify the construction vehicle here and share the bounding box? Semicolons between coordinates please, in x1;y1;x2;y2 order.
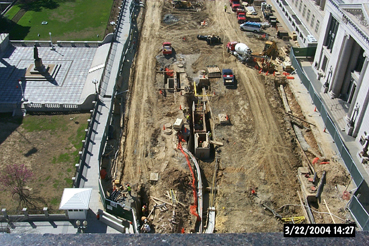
162;42;173;55
172;0;191;9
222;69;235;86
226;41;253;63
226;41;277;73
227;41;278;60
197;35;221;45
237;9;246;24
262;41;278;59
231;1;241;12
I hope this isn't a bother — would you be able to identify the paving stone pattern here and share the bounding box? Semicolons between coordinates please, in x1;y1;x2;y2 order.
0;46;97;104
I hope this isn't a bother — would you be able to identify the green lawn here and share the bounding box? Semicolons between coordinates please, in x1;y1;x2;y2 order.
2;5;21;20
1;0;113;41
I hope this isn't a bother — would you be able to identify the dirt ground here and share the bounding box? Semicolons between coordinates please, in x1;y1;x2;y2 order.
117;0;351;233
0;113;89;214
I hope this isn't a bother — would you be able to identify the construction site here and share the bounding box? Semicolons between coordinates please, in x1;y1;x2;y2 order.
105;0;353;233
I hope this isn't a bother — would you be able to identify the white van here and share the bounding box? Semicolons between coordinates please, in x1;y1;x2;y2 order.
240;22;262;33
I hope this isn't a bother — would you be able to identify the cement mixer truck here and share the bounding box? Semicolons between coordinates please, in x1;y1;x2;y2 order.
226;41;252;63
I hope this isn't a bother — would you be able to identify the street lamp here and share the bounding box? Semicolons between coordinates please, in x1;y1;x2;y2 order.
49;32;55;50
92;79;98;94
18;80;27;102
76;220;88;233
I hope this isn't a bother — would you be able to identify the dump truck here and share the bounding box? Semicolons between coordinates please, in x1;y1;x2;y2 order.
222;69;235;86
162;42;172;55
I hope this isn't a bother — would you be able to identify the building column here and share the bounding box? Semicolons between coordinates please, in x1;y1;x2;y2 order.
329;35;354;98
341;43;362;97
320;0;326;11
346;56;369;119
353;86;369;138
345;56;368;136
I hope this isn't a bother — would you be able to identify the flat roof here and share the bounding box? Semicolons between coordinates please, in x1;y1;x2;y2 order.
0;43;108;106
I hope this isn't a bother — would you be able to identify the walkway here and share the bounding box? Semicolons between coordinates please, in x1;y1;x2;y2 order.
300;62;369;186
79;0;135;233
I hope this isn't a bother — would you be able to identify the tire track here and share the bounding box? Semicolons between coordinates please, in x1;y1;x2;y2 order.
122;1;163;184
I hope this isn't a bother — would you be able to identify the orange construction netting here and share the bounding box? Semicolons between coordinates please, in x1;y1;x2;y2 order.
177;136;200;222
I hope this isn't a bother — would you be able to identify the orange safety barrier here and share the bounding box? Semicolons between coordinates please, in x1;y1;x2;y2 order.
286;76;294;79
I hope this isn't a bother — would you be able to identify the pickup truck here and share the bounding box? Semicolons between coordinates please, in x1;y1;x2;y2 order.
222;69;235;86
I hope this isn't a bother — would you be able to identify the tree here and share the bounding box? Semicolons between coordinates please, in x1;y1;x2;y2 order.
0;164;33;208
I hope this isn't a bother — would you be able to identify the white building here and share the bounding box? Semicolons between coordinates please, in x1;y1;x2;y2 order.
313;0;369;146
272;0;326;47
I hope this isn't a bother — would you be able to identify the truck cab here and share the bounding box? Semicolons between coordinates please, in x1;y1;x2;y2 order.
222;69;235;87
237;10;246;24
226;41;238;53
162;42;172;55
231;1;241;12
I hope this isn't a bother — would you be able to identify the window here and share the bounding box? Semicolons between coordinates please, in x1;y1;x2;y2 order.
299;1;303;11
311;15;315;27
315;20;321;33
324;17;338;50
302;5;307;17
307;10;311;22
295;0;299;8
292;0;294;3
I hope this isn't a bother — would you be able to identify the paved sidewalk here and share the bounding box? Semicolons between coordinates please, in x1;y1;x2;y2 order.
79;0;135;234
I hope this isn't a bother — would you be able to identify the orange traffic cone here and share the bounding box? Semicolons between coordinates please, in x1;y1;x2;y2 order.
314;107;317;112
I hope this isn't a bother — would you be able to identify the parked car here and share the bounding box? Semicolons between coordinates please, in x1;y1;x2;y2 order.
222;69;235;87
240;22;262;33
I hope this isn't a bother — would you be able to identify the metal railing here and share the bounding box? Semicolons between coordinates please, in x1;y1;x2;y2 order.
96;0;138;231
73;99;99;188
290;47;369;230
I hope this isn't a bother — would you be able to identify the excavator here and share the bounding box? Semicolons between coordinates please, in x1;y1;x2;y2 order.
262;41;279;59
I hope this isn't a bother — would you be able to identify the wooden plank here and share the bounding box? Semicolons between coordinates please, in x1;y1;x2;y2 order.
279;85;291;113
297;190;310;224
324;199;336;224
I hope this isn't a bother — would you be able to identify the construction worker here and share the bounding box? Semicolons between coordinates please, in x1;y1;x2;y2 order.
126;184;132;196
224;4;227;12
186;114;190;122
142;204;148;216
199;117;203;125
